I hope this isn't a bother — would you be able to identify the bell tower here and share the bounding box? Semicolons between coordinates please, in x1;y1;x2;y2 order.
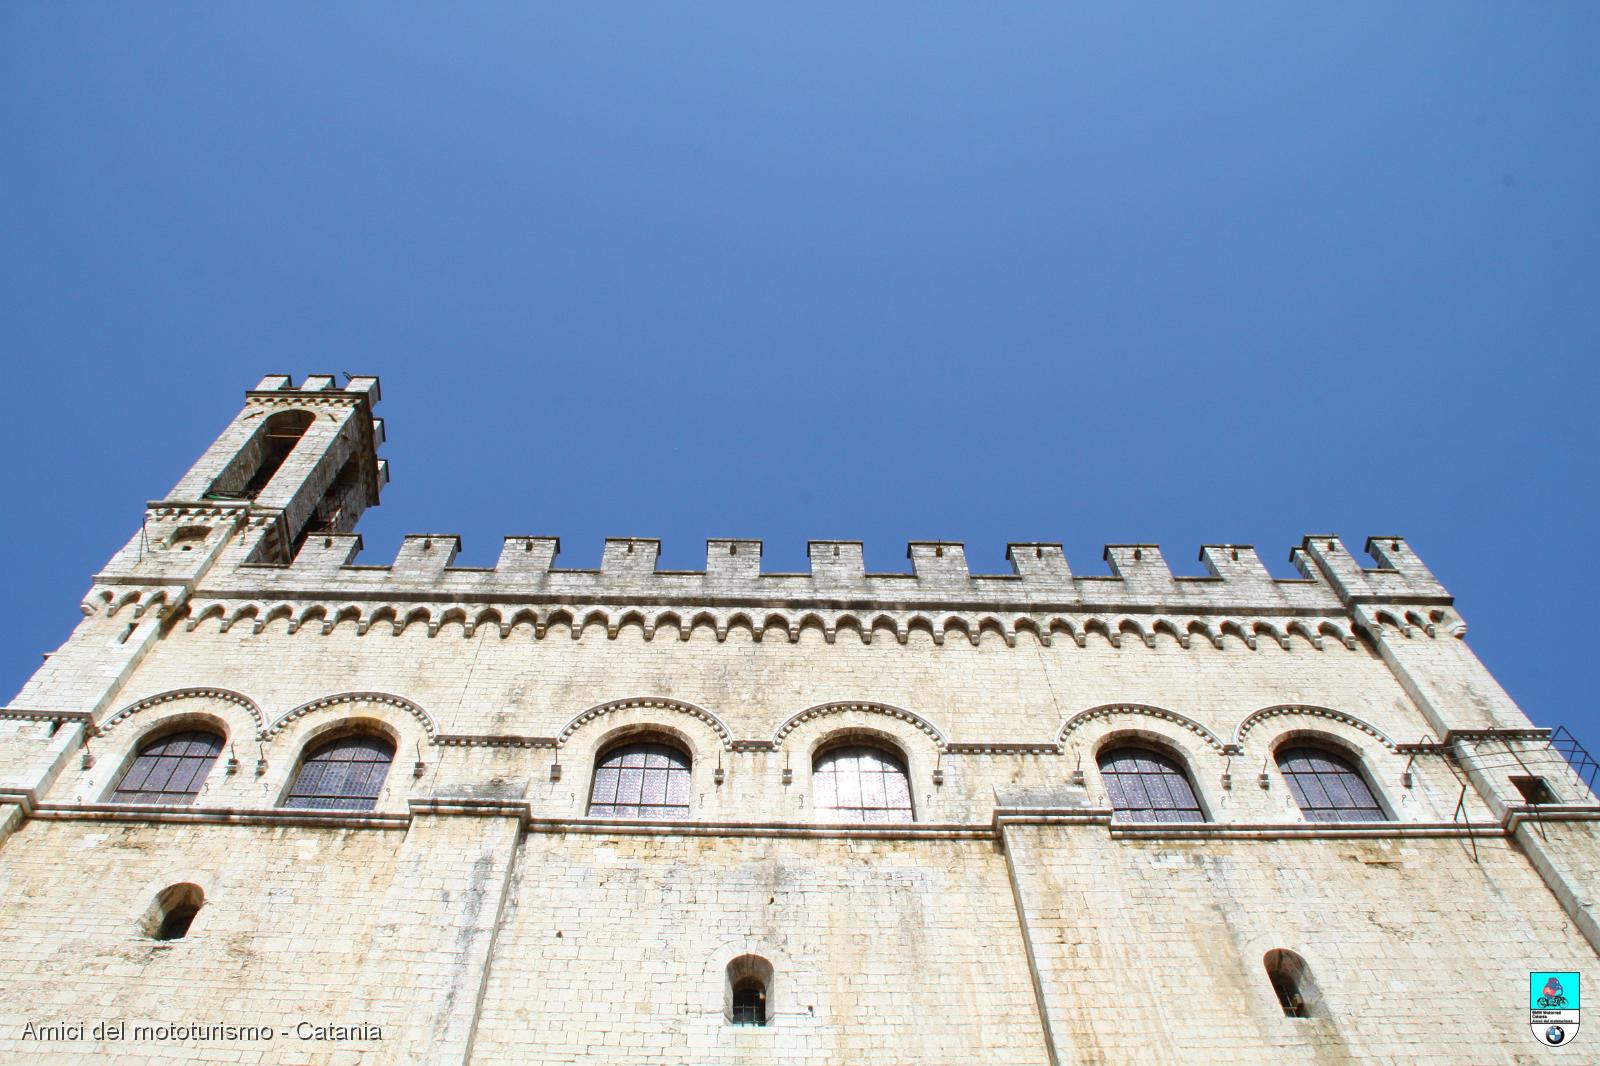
162;373;388;564
8;374;387;716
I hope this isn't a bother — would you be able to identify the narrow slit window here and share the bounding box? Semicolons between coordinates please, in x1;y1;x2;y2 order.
112;730;224;806
726;955;774;1027
1264;949;1318;1018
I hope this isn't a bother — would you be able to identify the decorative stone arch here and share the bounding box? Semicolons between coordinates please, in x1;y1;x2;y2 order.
256;602;295;634
265;691;438;741
558;696;734;752
289;604;327;634
261;695;430;813
777;704;940;823
1233;705;1397;753
1057;703;1228;755
773;700;947;751
99;687;265;739
182;601;228;631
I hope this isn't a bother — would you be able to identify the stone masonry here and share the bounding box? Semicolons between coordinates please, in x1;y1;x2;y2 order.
0;375;1596;1064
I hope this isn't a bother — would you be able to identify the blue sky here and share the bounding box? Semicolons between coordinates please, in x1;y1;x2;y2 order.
2;6;1597;767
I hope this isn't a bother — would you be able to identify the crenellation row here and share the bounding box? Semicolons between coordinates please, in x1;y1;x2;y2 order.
176;533;1448;614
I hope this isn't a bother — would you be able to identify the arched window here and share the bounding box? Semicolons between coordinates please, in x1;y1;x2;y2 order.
145;883;204;941
726;955;773;1027
1264;949;1319;1018
812;743;913;823
588;741;691;818
283;733;394;810
1097;746;1207;823
112;730;224;805
1276;746;1386;822
206;409;314;501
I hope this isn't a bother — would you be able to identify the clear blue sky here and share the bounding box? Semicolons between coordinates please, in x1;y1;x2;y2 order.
3;7;1597;765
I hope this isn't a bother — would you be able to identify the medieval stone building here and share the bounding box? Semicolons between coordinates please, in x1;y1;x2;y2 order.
1;374;1595;1064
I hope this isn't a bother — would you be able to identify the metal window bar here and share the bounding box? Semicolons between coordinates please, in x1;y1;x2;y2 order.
1551;727;1599;801
731;981;767;1026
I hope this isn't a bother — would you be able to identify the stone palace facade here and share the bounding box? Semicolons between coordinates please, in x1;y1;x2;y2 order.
1;374;1596;1064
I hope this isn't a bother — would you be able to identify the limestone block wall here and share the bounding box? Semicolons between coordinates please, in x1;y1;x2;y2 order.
0;819;408;1063
1003;825;1595;1065
470;833;1049;1066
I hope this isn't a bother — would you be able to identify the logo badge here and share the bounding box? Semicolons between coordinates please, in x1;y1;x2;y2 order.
1530;971;1581;1047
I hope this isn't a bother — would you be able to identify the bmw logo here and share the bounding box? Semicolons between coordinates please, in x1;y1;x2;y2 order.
1546;1025;1566;1045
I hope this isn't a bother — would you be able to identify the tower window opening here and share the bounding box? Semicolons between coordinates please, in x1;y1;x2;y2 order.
1511;775;1555;804
112;729;224;806
812;742;913;823
1276;746;1386;822
1098;746;1207;823
283;732;395;811
588;740;691;819
205;409;314;501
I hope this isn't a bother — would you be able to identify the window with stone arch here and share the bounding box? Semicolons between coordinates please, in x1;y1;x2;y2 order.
282;731;395;811
1097;744;1208;823
1276;744;1387;822
587;738;692;818
111;728;225;805
206;408;315;501
812;740;914;823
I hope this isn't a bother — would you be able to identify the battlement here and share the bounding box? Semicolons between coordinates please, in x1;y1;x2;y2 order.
87;379;1453;632
179;532;1448;617
251;372;382;402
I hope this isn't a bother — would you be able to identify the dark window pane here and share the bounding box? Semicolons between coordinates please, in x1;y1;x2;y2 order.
283;734;394;810
1098;747;1206;823
1277;746;1385;823
112;731;223;806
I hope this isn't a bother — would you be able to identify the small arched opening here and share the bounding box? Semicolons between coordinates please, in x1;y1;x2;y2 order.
145;883;205;942
726;954;774;1026
1264;949;1320;1018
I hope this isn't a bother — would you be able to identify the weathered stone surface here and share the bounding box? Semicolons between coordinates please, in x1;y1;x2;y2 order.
0;376;1594;1064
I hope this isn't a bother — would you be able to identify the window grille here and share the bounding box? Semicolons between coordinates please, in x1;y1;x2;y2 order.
812;744;914;823
731;979;767;1025
587;742;691;818
112;730;224;805
1097;747;1207;823
1264;949;1316;1018
1276;746;1386;822
283;734;394;810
